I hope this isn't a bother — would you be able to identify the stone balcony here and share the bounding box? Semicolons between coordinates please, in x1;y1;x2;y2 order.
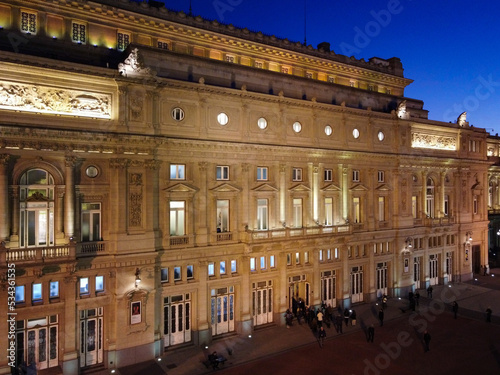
2;243;75;264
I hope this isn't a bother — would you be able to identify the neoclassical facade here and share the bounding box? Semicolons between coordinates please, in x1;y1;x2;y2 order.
0;1;493;373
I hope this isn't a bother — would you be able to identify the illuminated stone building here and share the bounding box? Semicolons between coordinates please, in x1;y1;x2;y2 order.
0;0;492;373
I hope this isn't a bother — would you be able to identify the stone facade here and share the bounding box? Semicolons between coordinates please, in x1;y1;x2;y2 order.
0;1;494;373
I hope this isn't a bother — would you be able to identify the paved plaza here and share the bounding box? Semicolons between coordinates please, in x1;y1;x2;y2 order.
103;270;500;375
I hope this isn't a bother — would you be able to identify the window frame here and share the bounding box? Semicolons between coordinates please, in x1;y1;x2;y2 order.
324;169;333;182
170;164;186;180
257;166;268;181
352;170;360;182
292;168;303;182
117;30;131;51
71;21;87;44
216;165;230;180
20;10;37;35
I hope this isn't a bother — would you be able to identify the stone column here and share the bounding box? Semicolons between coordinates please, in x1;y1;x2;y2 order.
342;166;348;221
197;162;208;245
0;154;10;241
279;163;286;225
10;188;19;243
56;188;65;242
64;156;76;239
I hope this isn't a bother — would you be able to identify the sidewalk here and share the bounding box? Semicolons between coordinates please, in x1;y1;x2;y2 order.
107;269;500;375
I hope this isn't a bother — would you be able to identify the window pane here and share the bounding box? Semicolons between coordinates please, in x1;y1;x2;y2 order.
95;276;104;291
32;283;42;301
49;281;59;298
15;286;25;302
80;278;89;294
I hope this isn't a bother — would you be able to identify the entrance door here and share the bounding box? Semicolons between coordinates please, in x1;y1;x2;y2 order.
472;245;481;274
320;270;336;308
429;255;438;285
79;308;103;368
211;287;234;336
445;252;453;282
350;266;363;303
164;294;191;347
252;281;273;326
27;328;48;370
413;257;421;290
375;262;388;299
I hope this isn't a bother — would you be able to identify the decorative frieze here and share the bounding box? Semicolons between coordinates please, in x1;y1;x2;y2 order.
0;81;111;118
411;133;457;151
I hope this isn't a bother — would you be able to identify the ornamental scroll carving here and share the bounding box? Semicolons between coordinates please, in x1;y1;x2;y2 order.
129;172;143;228
411;133;457;151
0;81;111;118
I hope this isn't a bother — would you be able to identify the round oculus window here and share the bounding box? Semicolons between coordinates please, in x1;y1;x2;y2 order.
293;121;302;133
353;128;360;139
325;125;333;136
257;117;268;130
378;131;385;141
85;166;99;178
217;112;229;126
171;107;185;121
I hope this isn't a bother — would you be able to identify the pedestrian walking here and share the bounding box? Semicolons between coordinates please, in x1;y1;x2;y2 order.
415;290;420;306
317;309;324;328
452;301;458;319
367;324;375;343
318;326;326;348
344;308;351;326
423;330;431;352
486;307;492;323
378;308;384;326
382;294;388;310
335;314;343;334
351;309;357;326
427;285;433;298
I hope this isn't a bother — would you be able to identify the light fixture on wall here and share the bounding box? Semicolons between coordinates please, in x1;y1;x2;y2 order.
405;237;413;249
135;268;141;287
466;232;473;242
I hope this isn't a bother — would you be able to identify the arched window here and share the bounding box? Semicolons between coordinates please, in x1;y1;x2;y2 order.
426;178;434;218
19;169;55;248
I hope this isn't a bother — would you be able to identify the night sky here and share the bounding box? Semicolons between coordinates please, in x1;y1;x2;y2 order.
160;0;500;135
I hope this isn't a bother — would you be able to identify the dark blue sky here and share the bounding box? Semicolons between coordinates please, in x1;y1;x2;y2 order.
163;0;500;134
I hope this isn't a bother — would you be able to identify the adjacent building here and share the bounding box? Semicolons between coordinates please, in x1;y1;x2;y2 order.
0;0;494;373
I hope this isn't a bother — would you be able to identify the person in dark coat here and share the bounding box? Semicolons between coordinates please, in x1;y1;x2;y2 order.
367;324;375;343
423;330;431;352
415;290;420;306
344;308;351;327
452;301;458;319
335;314;343;334
486;307;492;323
378;308;384;326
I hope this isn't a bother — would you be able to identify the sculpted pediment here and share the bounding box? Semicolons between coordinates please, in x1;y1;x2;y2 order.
118;48;156;79
375;184;392;191
289;183;311;192
321;183;342;192
164;183;198;193
210;183;241;193
350;183;369;191
252;183;278;192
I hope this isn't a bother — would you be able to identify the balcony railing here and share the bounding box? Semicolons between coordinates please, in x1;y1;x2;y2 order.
170;236;189;246
216;232;233;242
249;224;351;242
76;241;107;257
3;244;75;264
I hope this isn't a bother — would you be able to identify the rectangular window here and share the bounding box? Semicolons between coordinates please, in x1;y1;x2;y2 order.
257;199;268;230
334;248;339;259
319;249;324;262
327;249;332;260
95;276;104;292
217;200;229;233
170;164;185;180
295;252;300;264
368;84;374;91
32;283;42;302
208;263;215;276
260;256;266;270
81;203;101;242
306;72;313;79
21;11;37;34
270;255;275;268
352;170;360;182
174;267;181;281
282;66;290;74
328;76;335;83
411;196;418;219
117;31;131;51
353;197;360;223
161;268;169;282
170;201;185;236
216;166;229;180
444;195;449;216
72;21;86;44
187;265;194;279
325;197;333;226
219;261;226;275
226;54;235;63
250;258;256;271
231;260;237;273
293;198;303;228
158;40;169;49
378;197;385;221
15;286;25;303
257;167;268;181
473;195;478;214
255;61;263;69
80;278;89;295
49;281;59;298
324;169;333;182
304;251;309;264
292;168;302;181
287;253;292;265
378;171;385;182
